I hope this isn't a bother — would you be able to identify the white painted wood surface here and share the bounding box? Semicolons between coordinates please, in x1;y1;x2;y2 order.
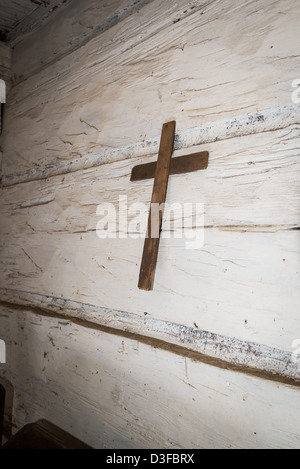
1;288;299;385
1;104;299;187
0;126;299;353
0;0;299;449
1;305;300;449
3;0;300;177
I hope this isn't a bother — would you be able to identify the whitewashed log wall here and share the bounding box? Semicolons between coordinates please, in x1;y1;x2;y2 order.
0;0;299;448
1;304;300;449
0;40;11;176
0;41;10;87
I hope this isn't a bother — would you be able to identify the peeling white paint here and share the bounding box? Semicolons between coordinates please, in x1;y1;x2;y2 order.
1;305;300;449
1;104;299;187
0;288;299;385
0;0;299;450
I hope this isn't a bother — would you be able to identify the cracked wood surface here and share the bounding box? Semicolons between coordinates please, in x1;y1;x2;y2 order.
2;0;300;177
0;126;299;353
0;288;299;386
10;0;155;65
6;0;75;46
0;0;40;36
138;121;176;291
0;42;11;87
0;0;299;450
2;104;298;187
0;41;11;177
1;304;300;449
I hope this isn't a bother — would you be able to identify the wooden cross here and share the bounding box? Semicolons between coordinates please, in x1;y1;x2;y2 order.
131;121;209;291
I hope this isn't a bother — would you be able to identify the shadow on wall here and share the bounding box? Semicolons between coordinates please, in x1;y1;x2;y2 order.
0;377;13;445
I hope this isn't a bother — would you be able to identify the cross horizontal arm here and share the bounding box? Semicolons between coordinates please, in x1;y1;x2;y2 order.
131;151;209;182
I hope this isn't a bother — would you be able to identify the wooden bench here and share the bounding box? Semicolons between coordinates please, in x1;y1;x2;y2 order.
1;419;92;450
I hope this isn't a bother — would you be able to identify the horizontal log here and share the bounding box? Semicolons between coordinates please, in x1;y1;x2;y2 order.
1;105;299;186
0;288;299;386
7;0;75;46
0;229;299;353
1;125;299;230
2;302;300;448
3;0;300;177
0;127;299;352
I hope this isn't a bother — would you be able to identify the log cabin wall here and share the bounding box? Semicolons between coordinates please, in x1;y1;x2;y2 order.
0;0;299;448
0;41;10;86
0;40;11;144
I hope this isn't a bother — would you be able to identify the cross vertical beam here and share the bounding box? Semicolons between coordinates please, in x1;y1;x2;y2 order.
131;120;209;291
138;121;176;291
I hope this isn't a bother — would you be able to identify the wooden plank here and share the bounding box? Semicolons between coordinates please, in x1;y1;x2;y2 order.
138;121;176;291
1;306;300;449
0;41;11;136
2;105;298;187
130;151;209;181
1;287;299;386
0;229;299;353
0;0;38;36
0;128;299;351
2;420;92;450
0;126;298;233
7;0;75;46
0;41;11;89
4;0;300;178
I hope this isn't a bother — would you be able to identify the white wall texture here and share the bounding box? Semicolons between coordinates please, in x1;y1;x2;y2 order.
0;0;299;448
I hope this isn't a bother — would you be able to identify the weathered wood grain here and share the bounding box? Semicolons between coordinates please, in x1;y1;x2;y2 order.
10;0;155;66
0;229;299;353
0;41;11;178
2;419;92;449
0;0;39;36
2;104;298;187
3;0;300;177
0;288;299;386
7;0;75;46
1;305;300;449
0;42;11;91
130;151;209;181
0;127;299;352
1;126;298;232
0;0;299;452
138;121;176;291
